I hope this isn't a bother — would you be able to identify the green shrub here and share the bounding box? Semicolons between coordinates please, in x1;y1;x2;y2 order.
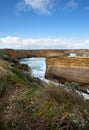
13;84;89;130
2;54;10;61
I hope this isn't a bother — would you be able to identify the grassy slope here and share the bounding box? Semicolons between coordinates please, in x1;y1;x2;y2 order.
0;59;89;130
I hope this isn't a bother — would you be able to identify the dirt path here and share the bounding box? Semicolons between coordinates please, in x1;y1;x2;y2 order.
0;84;30;126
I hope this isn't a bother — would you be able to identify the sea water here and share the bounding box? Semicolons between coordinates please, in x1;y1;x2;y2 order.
20;57;89;99
20;57;46;79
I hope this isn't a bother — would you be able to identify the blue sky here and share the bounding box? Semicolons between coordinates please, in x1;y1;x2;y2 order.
0;0;89;49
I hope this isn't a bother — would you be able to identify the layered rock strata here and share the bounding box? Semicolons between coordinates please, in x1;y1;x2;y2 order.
45;57;89;84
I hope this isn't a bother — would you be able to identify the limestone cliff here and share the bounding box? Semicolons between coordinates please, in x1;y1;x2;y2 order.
45;57;89;84
1;49;89;59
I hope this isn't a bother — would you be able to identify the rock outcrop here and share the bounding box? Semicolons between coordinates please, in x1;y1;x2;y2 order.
45;57;89;84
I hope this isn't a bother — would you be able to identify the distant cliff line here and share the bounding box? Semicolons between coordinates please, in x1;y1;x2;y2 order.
1;49;89;59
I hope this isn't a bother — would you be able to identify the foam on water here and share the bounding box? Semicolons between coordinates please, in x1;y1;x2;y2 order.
20;57;89;99
20;57;46;79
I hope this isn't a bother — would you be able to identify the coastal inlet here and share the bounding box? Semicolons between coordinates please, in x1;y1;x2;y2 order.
20;57;46;79
20;57;89;100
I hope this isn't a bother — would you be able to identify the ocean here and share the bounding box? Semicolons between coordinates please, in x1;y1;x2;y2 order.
20;57;46;79
20;57;89;99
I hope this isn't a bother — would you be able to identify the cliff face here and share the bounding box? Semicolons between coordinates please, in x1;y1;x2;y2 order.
45;57;89;84
0;49;63;59
1;49;89;59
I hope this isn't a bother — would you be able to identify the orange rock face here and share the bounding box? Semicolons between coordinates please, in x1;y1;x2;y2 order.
45;57;89;84
1;49;89;59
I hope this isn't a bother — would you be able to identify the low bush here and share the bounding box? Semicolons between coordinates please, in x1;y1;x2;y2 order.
11;85;89;130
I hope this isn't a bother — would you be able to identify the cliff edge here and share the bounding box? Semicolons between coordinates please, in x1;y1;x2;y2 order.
45;57;89;84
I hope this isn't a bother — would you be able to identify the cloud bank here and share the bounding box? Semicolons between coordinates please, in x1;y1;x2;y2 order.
0;36;89;50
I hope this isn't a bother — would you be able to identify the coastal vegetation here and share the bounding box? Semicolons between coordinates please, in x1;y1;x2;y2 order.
0;52;89;130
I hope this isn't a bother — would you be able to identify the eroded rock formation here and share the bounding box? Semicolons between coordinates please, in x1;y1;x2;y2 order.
45;57;89;84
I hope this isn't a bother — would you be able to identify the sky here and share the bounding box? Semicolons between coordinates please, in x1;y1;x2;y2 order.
0;0;89;49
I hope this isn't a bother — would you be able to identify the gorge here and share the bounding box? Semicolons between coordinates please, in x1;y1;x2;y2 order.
1;49;89;85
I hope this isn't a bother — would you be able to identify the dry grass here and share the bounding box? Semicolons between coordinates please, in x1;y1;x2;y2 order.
9;84;89;130
0;60;12;77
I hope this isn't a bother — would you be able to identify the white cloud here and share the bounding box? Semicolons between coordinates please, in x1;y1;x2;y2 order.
0;36;89;50
63;0;79;10
85;40;89;44
16;0;79;15
17;0;54;15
